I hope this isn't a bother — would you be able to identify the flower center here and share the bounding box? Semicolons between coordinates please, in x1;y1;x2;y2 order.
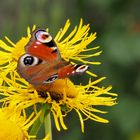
36;79;78;101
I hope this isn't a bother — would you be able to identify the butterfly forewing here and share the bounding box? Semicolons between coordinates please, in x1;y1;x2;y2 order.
25;29;61;62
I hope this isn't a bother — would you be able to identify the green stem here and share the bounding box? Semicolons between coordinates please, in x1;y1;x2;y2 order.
29;104;51;139
44;113;52;140
29;117;42;136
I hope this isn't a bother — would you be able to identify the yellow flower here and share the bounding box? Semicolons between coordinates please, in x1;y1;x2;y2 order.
0;19;117;132
0;106;40;140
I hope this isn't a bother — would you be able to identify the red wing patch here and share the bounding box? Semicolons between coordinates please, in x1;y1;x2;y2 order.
27;40;59;61
58;64;89;79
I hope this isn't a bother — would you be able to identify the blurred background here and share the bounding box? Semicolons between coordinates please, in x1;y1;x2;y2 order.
0;0;140;140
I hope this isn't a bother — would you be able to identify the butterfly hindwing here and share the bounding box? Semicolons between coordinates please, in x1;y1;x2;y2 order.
58;64;89;79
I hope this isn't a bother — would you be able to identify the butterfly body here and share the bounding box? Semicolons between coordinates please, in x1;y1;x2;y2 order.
17;29;89;87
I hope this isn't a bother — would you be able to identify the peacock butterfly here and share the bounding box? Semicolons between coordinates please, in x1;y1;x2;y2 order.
17;29;89;87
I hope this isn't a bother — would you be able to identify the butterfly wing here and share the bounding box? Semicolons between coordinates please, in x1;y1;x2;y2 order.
27;61;69;85
25;29;61;62
17;29;89;87
58;64;89;78
17;53;69;86
17;29;62;86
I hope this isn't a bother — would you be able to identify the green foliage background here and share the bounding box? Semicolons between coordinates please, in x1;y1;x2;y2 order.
0;0;140;140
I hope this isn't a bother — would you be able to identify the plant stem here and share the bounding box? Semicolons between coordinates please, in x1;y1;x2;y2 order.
29;117;42;136
44;113;52;140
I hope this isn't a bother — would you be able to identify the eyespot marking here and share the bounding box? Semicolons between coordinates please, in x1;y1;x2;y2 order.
35;29;52;43
19;54;42;67
43;74;58;84
75;65;89;73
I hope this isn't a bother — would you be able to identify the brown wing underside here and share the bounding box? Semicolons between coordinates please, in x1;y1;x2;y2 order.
19;60;69;86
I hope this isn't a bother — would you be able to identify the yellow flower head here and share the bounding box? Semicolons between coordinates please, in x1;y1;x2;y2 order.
0;106;40;140
0;19;117;132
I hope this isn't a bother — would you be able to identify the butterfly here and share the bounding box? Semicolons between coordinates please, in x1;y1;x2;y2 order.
17;29;89;88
